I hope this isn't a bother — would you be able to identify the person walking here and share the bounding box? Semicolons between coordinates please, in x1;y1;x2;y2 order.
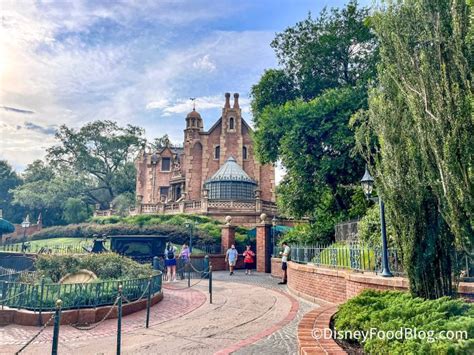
225;244;239;275
164;242;178;282
179;243;191;280
242;245;255;275
278;241;291;285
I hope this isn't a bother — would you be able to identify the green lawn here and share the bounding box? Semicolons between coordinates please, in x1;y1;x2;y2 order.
1;237;109;253
3;237;209;256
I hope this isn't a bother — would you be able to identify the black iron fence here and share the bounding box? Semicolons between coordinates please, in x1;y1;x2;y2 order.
153;256;210;280
274;243;473;278
0;267;36;282
273;244;404;276
0;272;162;311
193;244;224;255
0;242;96;255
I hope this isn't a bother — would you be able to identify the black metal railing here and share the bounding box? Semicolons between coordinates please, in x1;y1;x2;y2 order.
273;243;404;276
0;272;162;311
0;241;105;255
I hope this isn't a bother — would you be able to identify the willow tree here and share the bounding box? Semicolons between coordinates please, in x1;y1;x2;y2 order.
354;0;473;298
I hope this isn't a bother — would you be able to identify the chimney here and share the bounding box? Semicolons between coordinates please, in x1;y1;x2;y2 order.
233;93;239;109
224;92;231;108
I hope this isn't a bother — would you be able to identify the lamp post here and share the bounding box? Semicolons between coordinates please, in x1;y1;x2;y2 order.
360;166;393;277
271;216;277;255
185;221;198;253
21;215;31;253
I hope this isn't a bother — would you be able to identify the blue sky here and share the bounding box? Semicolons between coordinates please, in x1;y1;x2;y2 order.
0;0;369;174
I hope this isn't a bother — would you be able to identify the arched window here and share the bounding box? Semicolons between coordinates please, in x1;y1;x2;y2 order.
229;117;234;130
191;118;196;127
214;146;220;159
242;146;248;160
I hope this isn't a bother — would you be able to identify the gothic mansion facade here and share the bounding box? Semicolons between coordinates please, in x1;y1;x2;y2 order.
133;93;277;226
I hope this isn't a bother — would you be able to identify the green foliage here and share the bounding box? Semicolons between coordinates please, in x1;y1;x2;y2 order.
353;0;473;298
0;160;25;223
357;204;396;247
111;192;135;217
63;197;91;224
251;1;375;238
46;120;144;208
250;69;297;127
260;87;368;240
317;242;375;269
335;290;474;354
35;253;152;283
29;213;240;248
23;160;54;183
270;0;377;100
280;223;330;245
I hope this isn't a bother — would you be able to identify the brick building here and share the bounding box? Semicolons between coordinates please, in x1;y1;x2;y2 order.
132;93;277;226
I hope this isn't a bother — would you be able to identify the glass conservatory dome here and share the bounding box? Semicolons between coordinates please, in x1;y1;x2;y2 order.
204;156;257;200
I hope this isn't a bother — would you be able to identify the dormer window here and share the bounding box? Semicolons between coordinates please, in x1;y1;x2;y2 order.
214;146;220;160
161;157;171;171
229;117;235;130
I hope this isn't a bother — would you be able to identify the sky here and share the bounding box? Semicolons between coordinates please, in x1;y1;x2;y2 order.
0;0;367;181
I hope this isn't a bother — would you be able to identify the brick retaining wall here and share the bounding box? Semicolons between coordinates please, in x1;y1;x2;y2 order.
298;304;344;355
197;254;245;271
271;257;284;279
0;292;163;326
271;258;473;304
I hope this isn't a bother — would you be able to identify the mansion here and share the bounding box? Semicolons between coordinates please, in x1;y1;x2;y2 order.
131;93;277;226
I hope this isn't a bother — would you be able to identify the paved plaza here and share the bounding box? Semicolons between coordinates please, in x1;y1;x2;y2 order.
0;272;319;354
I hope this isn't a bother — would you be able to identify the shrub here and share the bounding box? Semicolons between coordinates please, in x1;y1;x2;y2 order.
280;223;331;245
334;290;474;354
35;253;152;282
314;242;376;270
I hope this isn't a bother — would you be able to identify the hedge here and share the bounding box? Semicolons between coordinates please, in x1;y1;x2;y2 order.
34;253;153;283
29;214;251;249
29;222;219;247
334;289;474;354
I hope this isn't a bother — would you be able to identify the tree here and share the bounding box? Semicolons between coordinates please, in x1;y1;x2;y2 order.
250;69;297;125
250;1;376;242
111;192;135;217
353;0;473;298
151;134;171;150
0;160;25;223
270;0;376;100
22;160;54;183
47;120;144;207
12;170;86;226
257;87;369;242
63;197;90;224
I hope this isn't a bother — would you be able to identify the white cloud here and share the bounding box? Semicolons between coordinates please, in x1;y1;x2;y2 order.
146;95;251;116
146;98;170;110
192;54;216;72
0;1;276;171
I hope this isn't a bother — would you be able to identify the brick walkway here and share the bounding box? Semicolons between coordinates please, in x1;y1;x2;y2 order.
212;271;318;355
0;287;206;353
0;272;322;354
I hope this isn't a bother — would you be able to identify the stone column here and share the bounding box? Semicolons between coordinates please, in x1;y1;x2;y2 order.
221;216;235;252
255;189;262;213
201;189;209;213
256;213;272;273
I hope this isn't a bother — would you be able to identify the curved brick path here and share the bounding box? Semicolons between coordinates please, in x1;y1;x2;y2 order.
0;287;206;352
0;272;320;354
